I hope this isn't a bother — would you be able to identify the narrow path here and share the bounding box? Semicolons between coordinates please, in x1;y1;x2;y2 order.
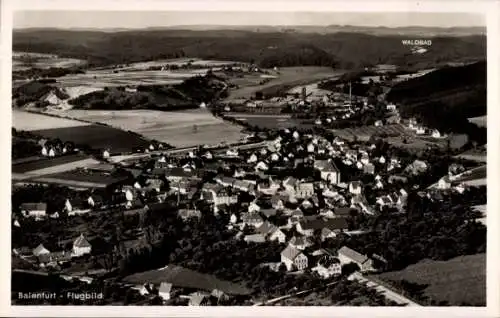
348;272;421;306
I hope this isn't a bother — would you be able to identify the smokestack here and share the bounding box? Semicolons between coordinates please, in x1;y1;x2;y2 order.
349;82;352;106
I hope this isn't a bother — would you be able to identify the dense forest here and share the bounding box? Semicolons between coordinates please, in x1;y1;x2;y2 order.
13;29;485;69
68;75;225;110
387;61;486;143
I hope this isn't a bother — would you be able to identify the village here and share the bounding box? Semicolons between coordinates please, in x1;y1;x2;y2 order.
11;92;486;306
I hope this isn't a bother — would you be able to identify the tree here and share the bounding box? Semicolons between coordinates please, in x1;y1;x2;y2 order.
341;262;360;276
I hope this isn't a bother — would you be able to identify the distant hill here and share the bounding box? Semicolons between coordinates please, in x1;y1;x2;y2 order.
387;61;486;143
13;29;486;69
16;25;486;36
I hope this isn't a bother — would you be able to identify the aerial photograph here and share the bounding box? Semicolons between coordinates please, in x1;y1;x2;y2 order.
10;10;487;307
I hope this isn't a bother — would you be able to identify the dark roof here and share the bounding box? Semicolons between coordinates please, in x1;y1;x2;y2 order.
281;245;302;261
299;217;348;231
166;167;196;179
318;255;340;267
338;246;369;264
256;221;278;235
20;203;47;211
334;207;356;216
124;265;251;296
260;208;277;218
146;202;171;214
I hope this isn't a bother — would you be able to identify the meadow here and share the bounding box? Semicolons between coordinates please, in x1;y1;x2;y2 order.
224;67;346;101
370;253;486;306
30;124;151;153
63;108;245;148
55;69;208;88
12;110;91;131
13;52;86;72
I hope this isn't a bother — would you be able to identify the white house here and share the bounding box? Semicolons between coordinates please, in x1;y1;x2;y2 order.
159;282;173;301
438;177;452;190
248;201;261;213
313;255;342;278
41;146;48;156
295;183;315;199
314;160;341;185
432;129;442;138
349;181;363;195
20;203;47;220
269;228;286;243
374;120;383;127
416;126;426;135
307;143;315;153
103;150;110;159
72;234;92;257
281;245;308;271
32;244;50;257
64;199;73;213
48;148;56;157
255;161;269;171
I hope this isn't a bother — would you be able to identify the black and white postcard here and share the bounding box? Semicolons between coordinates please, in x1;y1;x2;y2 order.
1;0;499;317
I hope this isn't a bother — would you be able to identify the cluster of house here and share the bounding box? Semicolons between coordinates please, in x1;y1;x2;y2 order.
39;139;76;158
133;282;231;306
13;233;92;268
406;118;444;139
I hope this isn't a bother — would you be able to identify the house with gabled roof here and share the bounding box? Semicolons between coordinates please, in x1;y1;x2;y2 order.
314;159;341;185
297;217;348;237
72;234;92;257
281;245;308;271
289;236;314;250
32;243;50;257
337;246;374;272
349;181;363;195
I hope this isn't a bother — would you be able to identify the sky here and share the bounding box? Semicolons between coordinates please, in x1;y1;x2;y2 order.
13;11;485;29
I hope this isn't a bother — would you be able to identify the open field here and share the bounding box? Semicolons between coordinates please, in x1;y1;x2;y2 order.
13;52;86;72
54;69;208;88
371;253;486;306
29;124;151;153
468;116;487;128
287;82;331;96
29;169;130;189
331;124;408;141
124;265;252;296
11;153;98;174
12;110;91;131
62;108;245;148
225;67;346;101
455;147;487;163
